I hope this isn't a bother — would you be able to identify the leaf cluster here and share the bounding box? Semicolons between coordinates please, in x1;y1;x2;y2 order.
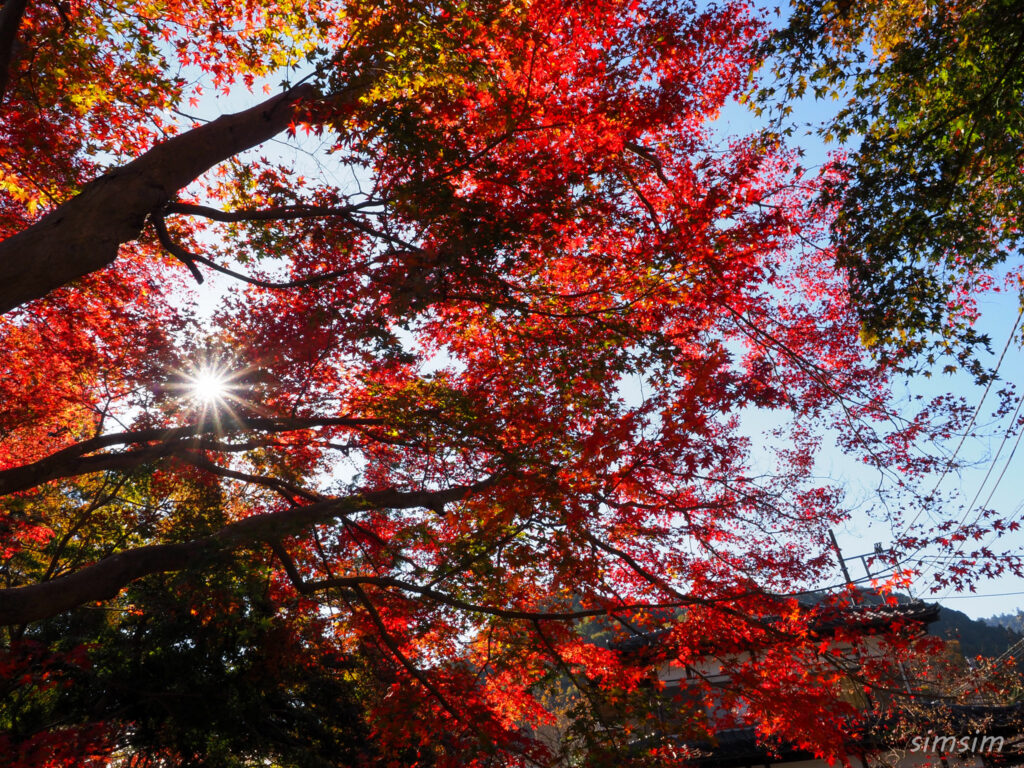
758;0;1024;376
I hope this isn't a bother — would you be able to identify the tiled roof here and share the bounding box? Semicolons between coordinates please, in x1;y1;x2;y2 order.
614;598;940;655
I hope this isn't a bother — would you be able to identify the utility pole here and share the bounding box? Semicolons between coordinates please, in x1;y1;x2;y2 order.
829;528;853;585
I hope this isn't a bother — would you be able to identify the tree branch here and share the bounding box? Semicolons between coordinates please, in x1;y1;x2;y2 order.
0;415;380;495
304;574;701;623
164;200;386;223
178;449;324;503
351;584;471;729
0;83;315;314
0;481;488;625
152;211;356;289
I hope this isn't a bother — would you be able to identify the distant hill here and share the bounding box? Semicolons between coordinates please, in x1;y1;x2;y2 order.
982;609;1024;635
930;606;1024;670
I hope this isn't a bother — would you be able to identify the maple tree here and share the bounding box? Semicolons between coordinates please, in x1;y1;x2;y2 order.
0;0;1012;766
756;0;1024;375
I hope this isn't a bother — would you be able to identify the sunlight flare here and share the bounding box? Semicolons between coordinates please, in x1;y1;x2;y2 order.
169;357;260;431
189;369;230;404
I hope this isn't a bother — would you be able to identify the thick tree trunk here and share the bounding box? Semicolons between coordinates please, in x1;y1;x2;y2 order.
0;0;30;105
0;84;313;315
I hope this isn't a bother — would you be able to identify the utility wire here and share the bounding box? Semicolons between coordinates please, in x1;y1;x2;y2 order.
937;590;1024;600
893;309;1023;553
916;393;1024;588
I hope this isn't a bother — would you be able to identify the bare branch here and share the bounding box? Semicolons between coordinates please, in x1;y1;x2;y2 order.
152;211;356;289
164;200;386;223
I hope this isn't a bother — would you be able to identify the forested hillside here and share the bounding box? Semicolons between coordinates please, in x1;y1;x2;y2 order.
933;607;1024;670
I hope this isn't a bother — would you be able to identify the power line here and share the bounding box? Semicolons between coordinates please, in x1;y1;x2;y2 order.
890;309;1024;588
894;307;1023;546
936;590;1024;600
916;394;1024;587
932;434;1024;602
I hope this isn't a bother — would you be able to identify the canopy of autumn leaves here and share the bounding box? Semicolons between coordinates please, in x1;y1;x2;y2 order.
0;0;1017;766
